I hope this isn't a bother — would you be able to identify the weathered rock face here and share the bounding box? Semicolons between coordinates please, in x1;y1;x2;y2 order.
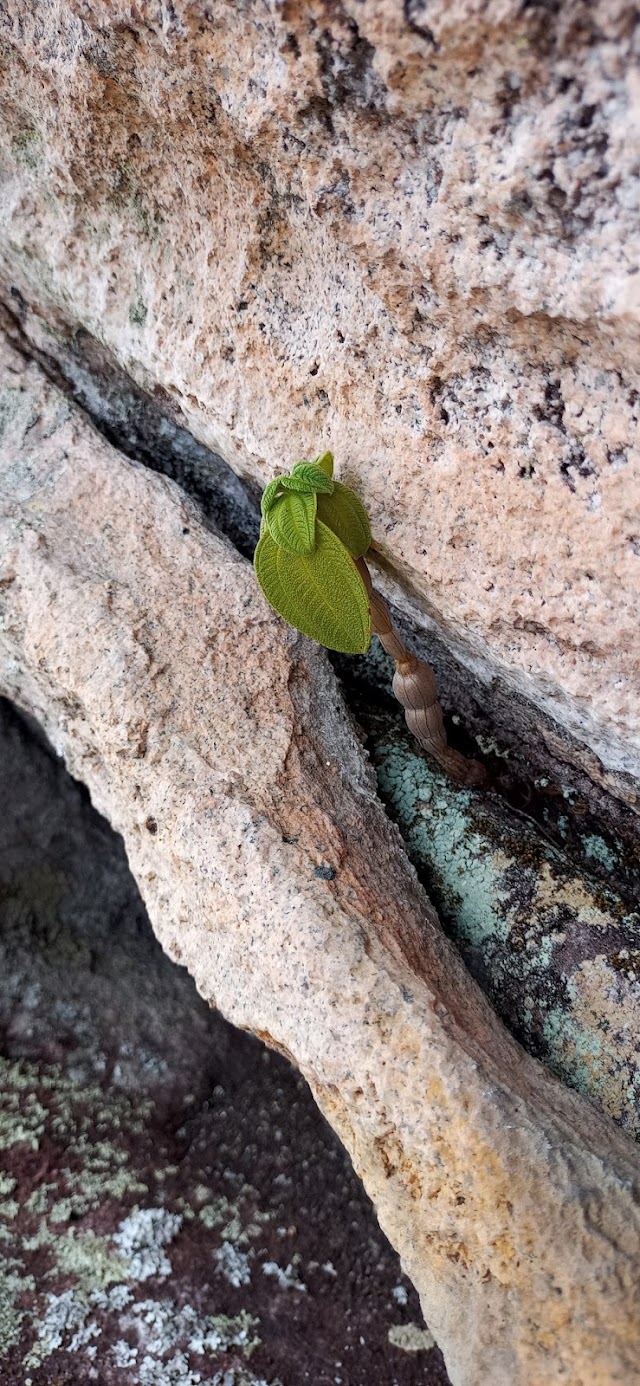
0;0;639;797
1;337;640;1386
342;664;640;1138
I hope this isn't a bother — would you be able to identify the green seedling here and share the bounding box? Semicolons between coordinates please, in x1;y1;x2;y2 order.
254;451;488;788
254;451;373;654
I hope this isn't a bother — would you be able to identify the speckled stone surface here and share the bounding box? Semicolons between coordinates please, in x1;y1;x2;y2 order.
0;337;639;1386
0;0;639;793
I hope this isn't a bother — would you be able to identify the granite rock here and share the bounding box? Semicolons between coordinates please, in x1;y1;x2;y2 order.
0;0;639;796
0;337;639;1386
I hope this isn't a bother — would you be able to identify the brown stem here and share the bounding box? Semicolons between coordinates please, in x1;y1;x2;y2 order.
356;559;487;788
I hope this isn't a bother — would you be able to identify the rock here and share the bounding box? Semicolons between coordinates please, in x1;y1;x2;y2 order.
0;0;639;798
0;697;445;1386
342;667;640;1136
0;336;639;1386
3;299;638;896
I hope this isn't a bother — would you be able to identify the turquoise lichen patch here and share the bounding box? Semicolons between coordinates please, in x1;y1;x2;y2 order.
543;1004;606;1096
582;834;619;873
367;714;640;1135
373;736;512;951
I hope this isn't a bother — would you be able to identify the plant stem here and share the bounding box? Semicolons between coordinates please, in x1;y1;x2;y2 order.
356;558;487;787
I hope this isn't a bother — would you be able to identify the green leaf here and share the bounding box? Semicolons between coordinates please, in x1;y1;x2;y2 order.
291;461;334;494
254;520;371;654
277;473;318;494
315;451;334;479
265;490;317;555
260;477;282;517
316;481;371;557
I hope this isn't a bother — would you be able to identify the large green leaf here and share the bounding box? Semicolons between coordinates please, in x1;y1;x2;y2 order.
316;481;371;557
276;473;317;494
291;461;335;494
265;490;317;555
260;477;282;518
254;520;371;654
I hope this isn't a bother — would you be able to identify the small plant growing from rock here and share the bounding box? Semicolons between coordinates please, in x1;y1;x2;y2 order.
255;451;372;654
254;453;486;786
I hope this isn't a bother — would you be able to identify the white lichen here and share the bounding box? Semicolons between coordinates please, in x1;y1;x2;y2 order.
137;1349;201;1385
24;1288;101;1368
112;1339;139;1367
112;1208;183;1281
128;1297;260;1361
262;1261;307;1293
213;1242;252;1288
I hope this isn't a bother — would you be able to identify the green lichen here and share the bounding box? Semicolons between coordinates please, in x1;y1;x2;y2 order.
24;1185;57;1216
109;161;164;240
11;128;42;170
388;1322;436;1353
582;834;619;873
200;1196;244;1238
374;738;511;951
129;295;148;327
0;1079;48;1152
52;1228;133;1292
0;1263;35;1358
369;721;640;1135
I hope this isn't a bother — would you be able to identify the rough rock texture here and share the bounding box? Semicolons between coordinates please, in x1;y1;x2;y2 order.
1;339;640;1386
338;649;640;1138
4;297;640;889
0;698;446;1386
0;0;639;796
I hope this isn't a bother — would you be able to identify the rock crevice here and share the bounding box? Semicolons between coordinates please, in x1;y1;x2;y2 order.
0;335;639;1386
0;0;638;792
